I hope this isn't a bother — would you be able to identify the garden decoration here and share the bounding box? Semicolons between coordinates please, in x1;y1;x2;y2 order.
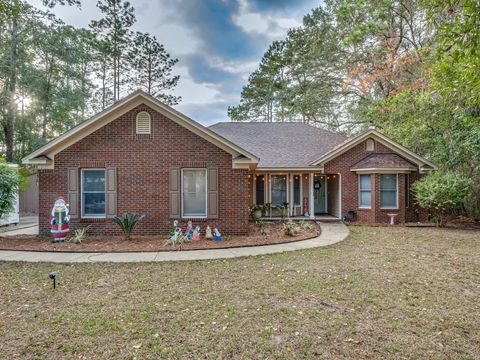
169;220;179;238
192;225;200;240
213;228;222;241
167;227;184;246
49;198;70;243
205;225;213;239
184;220;193;241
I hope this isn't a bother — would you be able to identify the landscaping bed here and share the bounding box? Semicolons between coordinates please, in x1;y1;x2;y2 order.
0;221;320;252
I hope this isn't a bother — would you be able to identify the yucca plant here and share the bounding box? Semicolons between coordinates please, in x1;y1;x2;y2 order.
112;213;146;240
69;226;91;244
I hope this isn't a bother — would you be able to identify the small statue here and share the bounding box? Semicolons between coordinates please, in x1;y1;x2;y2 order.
169;220;178;238
205;225;213;240
167;227;183;246
213;228;222;242
49;198;70;243
184;220;193;241
192;225;201;241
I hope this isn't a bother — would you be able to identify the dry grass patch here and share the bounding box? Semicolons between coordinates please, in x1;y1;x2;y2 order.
0;226;479;359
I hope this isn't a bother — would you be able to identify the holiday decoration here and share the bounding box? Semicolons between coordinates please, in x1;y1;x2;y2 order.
205;225;213;239
213;228;222;241
169;220;179;238
168;227;184;246
303;197;309;216
49;198;70;242
184;220;193;241
192;225;200;241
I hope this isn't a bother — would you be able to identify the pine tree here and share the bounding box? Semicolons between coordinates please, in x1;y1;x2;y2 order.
127;31;180;105
90;0;135;102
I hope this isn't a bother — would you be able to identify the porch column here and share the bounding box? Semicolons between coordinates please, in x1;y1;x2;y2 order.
309;173;315;219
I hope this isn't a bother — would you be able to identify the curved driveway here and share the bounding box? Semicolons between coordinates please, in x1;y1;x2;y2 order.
0;222;348;263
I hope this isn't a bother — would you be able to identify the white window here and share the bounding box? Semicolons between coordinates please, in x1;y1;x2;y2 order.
359;174;372;208
136;111;151;134
81;169;106;218
271;175;287;206
380;174;398;209
182;169;207;217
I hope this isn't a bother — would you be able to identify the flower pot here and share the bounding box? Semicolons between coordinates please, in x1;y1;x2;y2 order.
252;210;262;219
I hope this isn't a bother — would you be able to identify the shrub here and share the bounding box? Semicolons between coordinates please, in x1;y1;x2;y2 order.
412;170;472;227
0;162;22;219
283;220;299;236
112;213;145;240
69;226;91;244
298;220;315;231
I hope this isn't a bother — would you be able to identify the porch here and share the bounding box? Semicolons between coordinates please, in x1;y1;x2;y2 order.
248;171;342;220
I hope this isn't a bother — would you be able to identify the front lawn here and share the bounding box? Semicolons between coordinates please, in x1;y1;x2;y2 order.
0;226;479;359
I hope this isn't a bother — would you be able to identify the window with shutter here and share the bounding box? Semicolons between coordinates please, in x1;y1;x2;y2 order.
136;111;151;134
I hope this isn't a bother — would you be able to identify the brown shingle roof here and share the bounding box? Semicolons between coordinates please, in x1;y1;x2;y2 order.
351;153;417;170
209;122;346;168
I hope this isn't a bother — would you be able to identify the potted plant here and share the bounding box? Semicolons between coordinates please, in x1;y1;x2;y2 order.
249;204;264;220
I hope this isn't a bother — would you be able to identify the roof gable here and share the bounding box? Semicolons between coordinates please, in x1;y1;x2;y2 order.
23;91;258;167
311;129;437;171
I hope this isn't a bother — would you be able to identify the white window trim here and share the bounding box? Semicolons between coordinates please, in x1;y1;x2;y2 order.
380;173;399;210
269;174;289;207
358;174;372;209
290;173;303;216
291;173;302;206
181;168;207;218
81;168;106;219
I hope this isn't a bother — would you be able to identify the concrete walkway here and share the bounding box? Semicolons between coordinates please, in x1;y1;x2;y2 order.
1;215;39;236
0;222;349;263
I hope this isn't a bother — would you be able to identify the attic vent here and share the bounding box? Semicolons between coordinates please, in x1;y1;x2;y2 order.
136;111;151;134
366;138;375;151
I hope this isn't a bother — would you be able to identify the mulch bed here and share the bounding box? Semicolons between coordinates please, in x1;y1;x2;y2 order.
0;221;320;252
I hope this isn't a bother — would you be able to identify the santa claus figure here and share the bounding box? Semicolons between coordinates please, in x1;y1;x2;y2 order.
49;198;70;242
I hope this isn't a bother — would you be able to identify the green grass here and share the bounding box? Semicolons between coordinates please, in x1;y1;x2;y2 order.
1;226;479;359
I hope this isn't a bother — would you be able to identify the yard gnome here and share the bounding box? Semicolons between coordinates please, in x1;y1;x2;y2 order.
205;225;213;240
49;198;70;242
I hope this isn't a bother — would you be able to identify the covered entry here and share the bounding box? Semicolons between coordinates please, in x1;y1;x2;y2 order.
249;171;341;219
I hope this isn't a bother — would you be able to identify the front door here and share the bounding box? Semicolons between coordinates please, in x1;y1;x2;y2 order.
313;175;326;214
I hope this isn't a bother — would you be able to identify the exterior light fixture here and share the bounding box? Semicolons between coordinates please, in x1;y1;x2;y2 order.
49;271;59;289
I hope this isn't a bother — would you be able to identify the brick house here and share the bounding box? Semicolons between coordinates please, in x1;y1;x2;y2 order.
23;91;436;236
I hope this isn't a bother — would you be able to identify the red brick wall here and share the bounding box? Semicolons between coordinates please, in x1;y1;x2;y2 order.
324;139;425;224
38;104;249;236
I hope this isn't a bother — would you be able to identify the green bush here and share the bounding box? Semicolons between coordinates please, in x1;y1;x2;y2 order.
0;162;22;219
112;213;145;240
412;171;472;226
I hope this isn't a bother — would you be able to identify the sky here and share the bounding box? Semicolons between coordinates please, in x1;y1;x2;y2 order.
29;0;320;125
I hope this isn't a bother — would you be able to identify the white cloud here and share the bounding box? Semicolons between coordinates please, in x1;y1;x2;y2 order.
173;65;223;106
232;0;302;39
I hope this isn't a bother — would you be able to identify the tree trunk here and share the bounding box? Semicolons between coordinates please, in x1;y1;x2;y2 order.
113;55;117;101
6;17;17;163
